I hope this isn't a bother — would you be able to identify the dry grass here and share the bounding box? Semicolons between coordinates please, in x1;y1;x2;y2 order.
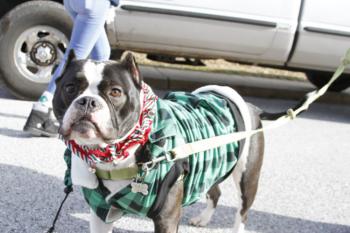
131;52;307;82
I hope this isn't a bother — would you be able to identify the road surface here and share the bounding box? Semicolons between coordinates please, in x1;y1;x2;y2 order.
0;73;349;233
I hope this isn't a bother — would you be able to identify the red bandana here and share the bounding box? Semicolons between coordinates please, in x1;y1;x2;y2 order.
65;83;158;165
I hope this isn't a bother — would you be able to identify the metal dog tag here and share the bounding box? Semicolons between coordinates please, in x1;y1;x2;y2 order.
131;181;149;195
131;164;150;195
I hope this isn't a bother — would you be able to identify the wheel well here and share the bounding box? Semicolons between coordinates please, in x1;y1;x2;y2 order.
0;0;63;19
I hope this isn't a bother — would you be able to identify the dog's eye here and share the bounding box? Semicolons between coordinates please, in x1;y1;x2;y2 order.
110;87;122;97
64;84;76;94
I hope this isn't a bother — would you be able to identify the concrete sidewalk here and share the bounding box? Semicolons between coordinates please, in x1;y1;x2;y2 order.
141;65;350;105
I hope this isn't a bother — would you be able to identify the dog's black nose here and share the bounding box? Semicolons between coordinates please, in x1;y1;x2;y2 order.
75;96;102;112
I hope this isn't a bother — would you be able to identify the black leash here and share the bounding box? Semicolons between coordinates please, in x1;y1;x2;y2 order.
47;186;73;233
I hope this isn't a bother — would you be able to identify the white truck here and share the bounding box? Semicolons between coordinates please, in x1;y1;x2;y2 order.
0;0;350;99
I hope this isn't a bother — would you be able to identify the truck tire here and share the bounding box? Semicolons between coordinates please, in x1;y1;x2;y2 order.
0;1;72;100
306;71;350;92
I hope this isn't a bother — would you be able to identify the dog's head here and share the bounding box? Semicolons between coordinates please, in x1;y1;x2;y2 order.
53;51;142;146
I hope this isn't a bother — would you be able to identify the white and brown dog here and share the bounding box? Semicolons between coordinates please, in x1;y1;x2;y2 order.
53;51;288;233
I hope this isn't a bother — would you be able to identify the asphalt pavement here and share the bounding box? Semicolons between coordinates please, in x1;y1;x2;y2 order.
0;69;349;233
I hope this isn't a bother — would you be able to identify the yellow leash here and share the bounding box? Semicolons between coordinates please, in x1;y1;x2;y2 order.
142;49;350;167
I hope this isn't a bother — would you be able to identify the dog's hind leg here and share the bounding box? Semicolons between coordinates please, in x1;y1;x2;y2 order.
90;209;114;233
189;184;221;227
232;107;264;233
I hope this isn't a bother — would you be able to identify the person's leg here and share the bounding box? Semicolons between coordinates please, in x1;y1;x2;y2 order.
90;30;111;61
47;0;111;94
45;0;111;93
36;0;78;109
24;0;111;136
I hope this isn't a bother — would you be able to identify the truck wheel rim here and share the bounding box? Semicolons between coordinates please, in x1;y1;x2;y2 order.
13;26;69;84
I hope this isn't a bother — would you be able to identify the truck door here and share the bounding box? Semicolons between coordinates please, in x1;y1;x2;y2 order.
288;0;350;71
114;0;300;62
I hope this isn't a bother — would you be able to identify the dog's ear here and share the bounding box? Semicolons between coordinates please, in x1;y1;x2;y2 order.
55;49;77;85
122;52;142;87
52;49;77;121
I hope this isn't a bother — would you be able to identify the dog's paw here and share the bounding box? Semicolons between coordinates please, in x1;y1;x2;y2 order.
233;223;246;233
189;215;211;227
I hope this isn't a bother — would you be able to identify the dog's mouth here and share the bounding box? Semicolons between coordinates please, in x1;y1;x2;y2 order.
72;118;97;132
61;116;102;139
60;115;118;145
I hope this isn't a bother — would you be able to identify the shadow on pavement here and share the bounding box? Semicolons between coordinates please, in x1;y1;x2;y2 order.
0;164;90;233
0;112;27;120
1;164;349;233
182;203;350;233
0;83;16;100
0;112;32;138
0;127;32;138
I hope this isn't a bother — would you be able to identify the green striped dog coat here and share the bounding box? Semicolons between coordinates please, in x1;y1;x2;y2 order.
65;90;241;222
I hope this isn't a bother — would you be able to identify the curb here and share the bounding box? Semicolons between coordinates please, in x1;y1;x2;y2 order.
141;66;350;105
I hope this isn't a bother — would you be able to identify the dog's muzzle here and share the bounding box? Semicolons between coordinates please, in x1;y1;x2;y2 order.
75;96;103;114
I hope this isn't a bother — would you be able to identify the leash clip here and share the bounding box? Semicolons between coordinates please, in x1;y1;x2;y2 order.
286;109;297;120
142;160;156;172
165;151;177;162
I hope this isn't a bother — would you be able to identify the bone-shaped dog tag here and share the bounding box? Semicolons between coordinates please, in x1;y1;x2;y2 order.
131;182;149;195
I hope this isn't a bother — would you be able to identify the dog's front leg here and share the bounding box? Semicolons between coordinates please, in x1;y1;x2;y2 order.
90;209;114;233
152;181;184;233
